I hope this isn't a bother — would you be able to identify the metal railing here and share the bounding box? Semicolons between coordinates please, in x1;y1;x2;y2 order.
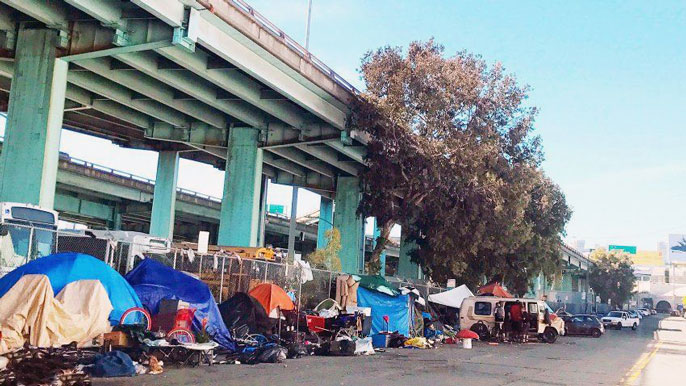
228;0;359;94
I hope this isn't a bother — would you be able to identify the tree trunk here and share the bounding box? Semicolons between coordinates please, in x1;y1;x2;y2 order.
367;220;394;273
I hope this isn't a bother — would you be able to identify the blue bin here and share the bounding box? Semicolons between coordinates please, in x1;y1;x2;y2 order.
372;333;390;348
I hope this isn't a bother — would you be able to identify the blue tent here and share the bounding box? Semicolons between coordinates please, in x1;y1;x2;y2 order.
0;252;142;325
124;259;235;351
357;287;410;336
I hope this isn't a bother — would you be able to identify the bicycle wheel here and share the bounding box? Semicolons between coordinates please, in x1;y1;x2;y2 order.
119;307;152;330
167;327;196;344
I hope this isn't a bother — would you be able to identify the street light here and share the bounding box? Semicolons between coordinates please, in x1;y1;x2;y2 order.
305;0;313;50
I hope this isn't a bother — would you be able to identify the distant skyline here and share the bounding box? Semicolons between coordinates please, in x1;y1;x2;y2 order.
2;1;686;249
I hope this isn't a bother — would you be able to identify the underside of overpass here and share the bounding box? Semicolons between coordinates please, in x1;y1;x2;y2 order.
0;0;420;278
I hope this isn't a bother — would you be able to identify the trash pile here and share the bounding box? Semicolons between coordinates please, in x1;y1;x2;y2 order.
0;251;494;381
0;343;94;385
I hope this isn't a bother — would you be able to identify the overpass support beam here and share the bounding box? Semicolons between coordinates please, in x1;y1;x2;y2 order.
317;196;333;249
334;177;363;273
218;127;263;247
0;27;67;208
398;230;421;280
149;150;179;239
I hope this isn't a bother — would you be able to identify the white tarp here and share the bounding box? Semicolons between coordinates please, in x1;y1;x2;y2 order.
0;274;113;354
427;284;474;308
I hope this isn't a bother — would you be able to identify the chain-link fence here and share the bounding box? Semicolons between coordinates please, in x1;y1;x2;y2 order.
0;223;446;310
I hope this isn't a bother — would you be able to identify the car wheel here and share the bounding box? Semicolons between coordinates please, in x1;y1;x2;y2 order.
616;323;622;330
632;323;637;330
543;327;558;343
591;328;602;338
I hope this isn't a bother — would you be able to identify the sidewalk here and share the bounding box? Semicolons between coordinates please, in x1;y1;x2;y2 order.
624;316;686;385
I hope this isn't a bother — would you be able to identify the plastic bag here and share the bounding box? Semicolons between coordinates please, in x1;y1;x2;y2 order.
354;337;375;355
257;345;288;363
287;342;309;358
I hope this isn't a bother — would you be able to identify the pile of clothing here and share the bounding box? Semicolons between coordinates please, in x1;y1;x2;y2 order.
335;274;360;309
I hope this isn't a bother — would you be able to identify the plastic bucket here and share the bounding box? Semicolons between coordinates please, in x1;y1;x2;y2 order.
462;338;472;349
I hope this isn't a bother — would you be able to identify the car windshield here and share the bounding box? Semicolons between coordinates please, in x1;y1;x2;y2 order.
608;311;623;317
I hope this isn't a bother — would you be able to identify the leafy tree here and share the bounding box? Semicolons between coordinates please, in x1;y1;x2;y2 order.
350;39;571;287
588;248;636;308
306;228;342;271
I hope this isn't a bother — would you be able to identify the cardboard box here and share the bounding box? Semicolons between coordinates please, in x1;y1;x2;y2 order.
104;331;130;347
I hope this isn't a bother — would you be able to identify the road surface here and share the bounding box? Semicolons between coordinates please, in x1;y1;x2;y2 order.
97;315;685;385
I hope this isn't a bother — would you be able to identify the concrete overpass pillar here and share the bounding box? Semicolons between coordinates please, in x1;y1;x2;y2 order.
334;176;363;273
317;196;333;249
0;27;67;208
373;218;387;276
149;151;180;239
217;127;263;247
398;229;421;280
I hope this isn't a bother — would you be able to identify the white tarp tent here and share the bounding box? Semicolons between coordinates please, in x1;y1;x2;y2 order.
0;275;113;354
427;284;474;308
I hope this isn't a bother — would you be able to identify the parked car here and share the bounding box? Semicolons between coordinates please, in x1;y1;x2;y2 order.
459;296;565;343
563;314;605;338
601;311;640;330
650;309;657;315
628;310;642;320
636;308;650;317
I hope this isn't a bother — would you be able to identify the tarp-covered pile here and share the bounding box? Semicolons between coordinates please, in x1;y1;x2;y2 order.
0;253;143;354
125;258;236;351
0;275;113;354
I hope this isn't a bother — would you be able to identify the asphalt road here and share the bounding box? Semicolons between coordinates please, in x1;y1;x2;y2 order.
97;315;684;386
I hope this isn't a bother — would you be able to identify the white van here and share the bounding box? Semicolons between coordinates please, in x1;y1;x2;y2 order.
58;230;171;273
0;202;58;276
459;296;565;343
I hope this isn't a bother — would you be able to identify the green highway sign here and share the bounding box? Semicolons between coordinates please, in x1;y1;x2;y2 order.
268;204;285;214
609;245;637;254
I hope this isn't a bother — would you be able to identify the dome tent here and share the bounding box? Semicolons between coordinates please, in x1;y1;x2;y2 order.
0;252;141;325
124;258;235;351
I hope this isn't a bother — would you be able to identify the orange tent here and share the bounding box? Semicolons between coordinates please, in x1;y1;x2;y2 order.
249;283;295;315
476;282;513;298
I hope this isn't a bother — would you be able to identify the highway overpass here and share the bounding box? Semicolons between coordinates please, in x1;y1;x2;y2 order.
0;0;419;277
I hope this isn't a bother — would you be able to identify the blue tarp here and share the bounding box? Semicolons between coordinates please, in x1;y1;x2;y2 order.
124;259;235;351
0;252;142;325
357;287;410;336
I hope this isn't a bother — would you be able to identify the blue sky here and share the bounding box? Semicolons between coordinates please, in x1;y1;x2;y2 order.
3;0;685;249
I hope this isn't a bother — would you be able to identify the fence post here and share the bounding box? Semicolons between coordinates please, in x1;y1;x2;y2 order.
264;261;268;282
296;264;302;338
172;249;178;269
198;253;203;278
328;271;333;299
219;255;226;303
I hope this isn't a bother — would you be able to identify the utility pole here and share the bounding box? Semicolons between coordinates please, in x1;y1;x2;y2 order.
287;187;299;261
305;0;313;50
